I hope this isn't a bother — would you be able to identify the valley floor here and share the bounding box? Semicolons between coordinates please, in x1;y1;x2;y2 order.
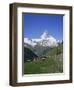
24;56;63;74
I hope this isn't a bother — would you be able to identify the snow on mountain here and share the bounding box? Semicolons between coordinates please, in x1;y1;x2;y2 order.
24;31;58;47
41;31;49;39
24;38;37;47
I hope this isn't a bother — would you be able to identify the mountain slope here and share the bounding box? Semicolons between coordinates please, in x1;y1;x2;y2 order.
24;47;38;62
46;42;63;56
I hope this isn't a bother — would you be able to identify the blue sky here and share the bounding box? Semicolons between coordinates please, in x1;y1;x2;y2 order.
23;13;63;41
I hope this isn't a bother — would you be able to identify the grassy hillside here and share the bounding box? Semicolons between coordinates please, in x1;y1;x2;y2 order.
41;42;63;56
24;43;63;74
24;55;63;74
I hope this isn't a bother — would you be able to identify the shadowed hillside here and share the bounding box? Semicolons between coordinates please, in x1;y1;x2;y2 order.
24;47;38;62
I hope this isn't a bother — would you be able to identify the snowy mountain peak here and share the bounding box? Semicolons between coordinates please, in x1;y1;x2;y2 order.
24;31;58;47
41;31;49;39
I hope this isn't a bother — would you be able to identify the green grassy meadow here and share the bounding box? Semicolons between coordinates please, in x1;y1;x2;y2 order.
24;43;63;74
24;56;63;74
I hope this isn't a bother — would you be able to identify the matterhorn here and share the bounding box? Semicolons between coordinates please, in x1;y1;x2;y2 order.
24;31;58;47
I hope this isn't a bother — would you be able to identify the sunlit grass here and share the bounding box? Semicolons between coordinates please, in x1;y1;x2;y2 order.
24;56;63;74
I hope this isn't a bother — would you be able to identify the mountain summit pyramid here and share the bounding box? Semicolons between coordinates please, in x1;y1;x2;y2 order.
40;31;49;39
